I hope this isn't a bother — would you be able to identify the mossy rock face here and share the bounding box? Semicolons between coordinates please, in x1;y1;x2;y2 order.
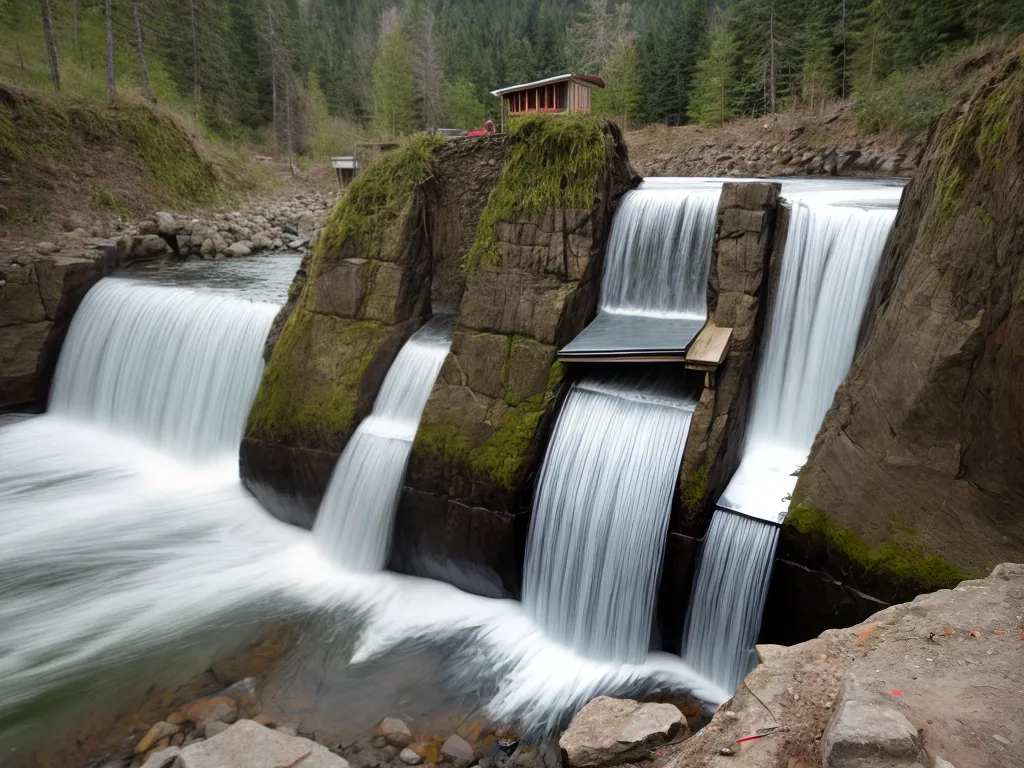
241;138;444;520
780;502;973;603
792;43;1024;590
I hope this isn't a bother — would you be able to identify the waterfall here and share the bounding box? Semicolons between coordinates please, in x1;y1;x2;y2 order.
313;317;454;571
681;513;779;692
683;191;900;693
560;180;720;356
600;183;720;318
523;374;696;663
49;278;278;464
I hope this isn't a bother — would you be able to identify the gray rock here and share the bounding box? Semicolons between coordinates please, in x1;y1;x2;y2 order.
35;241;57;254
378;717;414;748
822;697;926;768
558;697;684;768
441;735;475;767
140;746;181;768
204;721;230;738
155;211;178;235
176;719;349;768
251;233;273;250
400;747;424;765
226;242;252;257
136;720;181;753
297;211;317;235
933;759;954;768
128;234;171;262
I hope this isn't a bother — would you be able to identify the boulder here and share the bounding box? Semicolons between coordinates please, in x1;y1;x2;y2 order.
226;242;252;257
559;697;685;768
155;211;177;235
135;721;181;754
128;234;171;263
170;719;349;767
822;696;927;768
175;696;238;729
297;211;317;235
400;747;424;765
440;735;475;767
377;717;414;748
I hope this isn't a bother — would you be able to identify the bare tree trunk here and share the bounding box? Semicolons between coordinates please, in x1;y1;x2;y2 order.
285;77;294;175
105;0;116;104
841;0;847;98
133;1;154;101
39;0;61;90
189;0;199;128
268;9;279;152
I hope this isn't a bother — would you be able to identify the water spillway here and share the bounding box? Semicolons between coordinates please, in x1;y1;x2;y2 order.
523;373;697;663
560;180;720;358
50;277;279;463
683;185;901;693
313;317;454;571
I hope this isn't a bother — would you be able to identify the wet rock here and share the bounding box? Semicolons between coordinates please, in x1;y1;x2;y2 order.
128;234;171;262
378;717;414;748
441;735;475;767
401;747;424;765
226;241;252;257
559;697;685;768
136;721;181;754
174;719;349;767
177;695;238;730
218;676;260;717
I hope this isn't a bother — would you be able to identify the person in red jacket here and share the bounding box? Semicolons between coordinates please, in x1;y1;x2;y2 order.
466;119;496;137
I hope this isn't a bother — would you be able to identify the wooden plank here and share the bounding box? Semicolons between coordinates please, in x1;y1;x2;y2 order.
685;324;732;368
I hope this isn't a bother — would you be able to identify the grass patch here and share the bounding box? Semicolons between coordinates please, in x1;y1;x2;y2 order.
855;68;952;140
786;503;973;592
90;185;129;218
465;114;608;271
317;134;443;259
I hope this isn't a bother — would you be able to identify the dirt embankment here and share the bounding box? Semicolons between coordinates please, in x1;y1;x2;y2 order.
625;104;922;179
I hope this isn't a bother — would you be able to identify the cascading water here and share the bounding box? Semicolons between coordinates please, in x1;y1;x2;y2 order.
314;317;454;571
560;180;720;356
523;374;697;662
683;187;901;693
50;278;277;463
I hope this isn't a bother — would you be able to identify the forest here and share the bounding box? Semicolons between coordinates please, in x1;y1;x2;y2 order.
2;0;1023;155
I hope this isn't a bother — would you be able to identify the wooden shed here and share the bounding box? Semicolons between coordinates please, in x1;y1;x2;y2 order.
490;74;605;128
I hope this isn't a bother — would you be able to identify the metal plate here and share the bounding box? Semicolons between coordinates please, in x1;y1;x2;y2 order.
558;312;706;359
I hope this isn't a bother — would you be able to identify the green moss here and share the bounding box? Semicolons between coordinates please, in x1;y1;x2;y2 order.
317;135;443;259
465;114;608;271
786;503;972;592
469;393;548;489
246;311;388;449
0;104;20;163
90;185;129;218
679;461;710;512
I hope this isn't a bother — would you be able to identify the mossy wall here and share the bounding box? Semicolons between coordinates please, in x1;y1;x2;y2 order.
790;42;1024;600
392;118;639;596
241;137;443;523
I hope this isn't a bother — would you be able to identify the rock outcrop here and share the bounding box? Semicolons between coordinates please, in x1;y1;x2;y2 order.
241;136;446;525
390;118;637;596
669;563;1024;768
0;245;119;408
559;697;687;768
788;43;1024;601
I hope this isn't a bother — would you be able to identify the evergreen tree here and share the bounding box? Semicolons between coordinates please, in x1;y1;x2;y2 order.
372;24;417;137
687;24;739;124
443;75;486;128
593;37;640;118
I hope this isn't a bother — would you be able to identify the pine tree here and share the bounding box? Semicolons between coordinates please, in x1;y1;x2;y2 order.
443;76;486;129
687;25;739;124
593;38;640;119
372;24;417;137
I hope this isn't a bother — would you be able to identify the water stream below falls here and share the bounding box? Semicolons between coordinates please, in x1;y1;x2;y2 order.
0;259;725;756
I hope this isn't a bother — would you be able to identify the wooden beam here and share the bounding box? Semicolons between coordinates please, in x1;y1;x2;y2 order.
685;323;732;369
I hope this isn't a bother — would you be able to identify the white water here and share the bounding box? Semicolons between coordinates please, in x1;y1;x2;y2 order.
314;317;454;571
50;278;277;464
681;513;779;692
600;181;720;319
720;196;900;519
523;375;697;663
0;277;727;752
684;185;901;693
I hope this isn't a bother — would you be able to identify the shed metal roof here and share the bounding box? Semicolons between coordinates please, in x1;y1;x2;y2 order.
490;73;605;97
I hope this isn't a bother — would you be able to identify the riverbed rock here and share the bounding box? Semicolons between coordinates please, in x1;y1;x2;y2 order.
170;719;349;767
559;697;685;768
136;721;181;754
401;747;424;765
667;563;1024;768
176;695;238;729
226;242;252;257
378;717;414;748
440;735;475;766
789;41;1024;602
